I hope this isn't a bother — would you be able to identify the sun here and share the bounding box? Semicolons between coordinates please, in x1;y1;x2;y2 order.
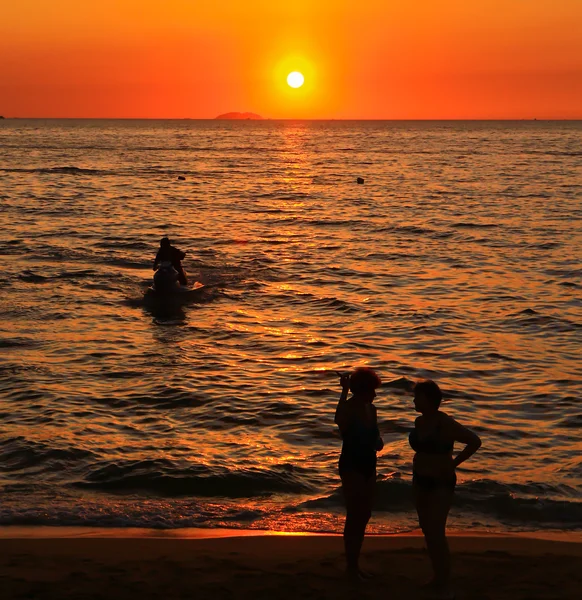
287;71;305;89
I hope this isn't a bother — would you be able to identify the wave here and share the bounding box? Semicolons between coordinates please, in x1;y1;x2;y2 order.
529;241;561;250
0;436;315;498
1;443;580;529
559;414;582;429
0;490;267;529
455;479;582;527
382;376;414;391
374;224;437;236
17;269;98;283
505;309;581;334
285;292;360;314
90;383;210;409
0;145;218;152
94;240;152;251
301;476;582;528
1;166;197;178
522;150;582;157
0;166;109;175
73;460;314;497
0;337;42;349
452;222;499;229
0;437;95;472
1;477;580;531
0;239;26;255
252;191;315;200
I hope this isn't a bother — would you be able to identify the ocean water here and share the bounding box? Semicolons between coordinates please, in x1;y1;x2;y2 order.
0;119;580;533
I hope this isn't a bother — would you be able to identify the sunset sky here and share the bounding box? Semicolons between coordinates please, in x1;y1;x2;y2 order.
1;0;581;119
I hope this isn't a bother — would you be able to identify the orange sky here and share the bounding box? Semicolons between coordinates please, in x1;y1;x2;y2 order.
1;0;581;119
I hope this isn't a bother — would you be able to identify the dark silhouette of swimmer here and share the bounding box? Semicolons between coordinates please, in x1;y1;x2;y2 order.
409;379;481;598
153;237;188;286
334;367;383;580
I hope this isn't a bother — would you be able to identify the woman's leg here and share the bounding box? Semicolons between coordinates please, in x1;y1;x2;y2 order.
414;483;454;589
341;471;375;575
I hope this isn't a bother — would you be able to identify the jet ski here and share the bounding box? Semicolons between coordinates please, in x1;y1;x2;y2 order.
145;261;205;298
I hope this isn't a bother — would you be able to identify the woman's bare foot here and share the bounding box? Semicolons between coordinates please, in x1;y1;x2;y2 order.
358;568;375;579
346;567;367;582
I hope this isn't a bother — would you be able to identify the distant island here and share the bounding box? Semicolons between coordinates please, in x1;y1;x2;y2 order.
215;112;263;120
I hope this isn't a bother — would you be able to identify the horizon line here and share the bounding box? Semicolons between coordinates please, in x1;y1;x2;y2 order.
1;117;581;122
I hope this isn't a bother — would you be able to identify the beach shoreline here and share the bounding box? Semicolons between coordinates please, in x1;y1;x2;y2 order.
1;525;580;542
1;527;580;599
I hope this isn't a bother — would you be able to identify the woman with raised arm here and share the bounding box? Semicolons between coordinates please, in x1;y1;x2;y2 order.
409;379;482;599
334;367;383;580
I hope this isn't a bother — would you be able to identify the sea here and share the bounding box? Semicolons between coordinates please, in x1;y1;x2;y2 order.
0;119;580;534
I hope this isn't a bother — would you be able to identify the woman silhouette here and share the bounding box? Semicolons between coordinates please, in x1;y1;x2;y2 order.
409;379;481;598
334;367;383;580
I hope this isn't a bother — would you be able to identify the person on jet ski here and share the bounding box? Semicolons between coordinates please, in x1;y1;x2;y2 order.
153;237;188;286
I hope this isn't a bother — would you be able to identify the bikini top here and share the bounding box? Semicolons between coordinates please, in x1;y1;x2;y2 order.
409;417;454;455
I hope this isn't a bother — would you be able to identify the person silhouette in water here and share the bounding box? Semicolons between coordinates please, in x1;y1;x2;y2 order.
153;237;188;286
334;367;383;580
409;379;481;599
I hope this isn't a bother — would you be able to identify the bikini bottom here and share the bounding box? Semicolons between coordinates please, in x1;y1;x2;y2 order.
413;471;457;492
339;455;376;481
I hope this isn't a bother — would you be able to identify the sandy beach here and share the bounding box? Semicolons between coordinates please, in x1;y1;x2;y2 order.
0;528;580;599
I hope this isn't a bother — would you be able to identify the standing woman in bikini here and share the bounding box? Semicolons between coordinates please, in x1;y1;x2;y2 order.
409;380;481;598
334;367;383;580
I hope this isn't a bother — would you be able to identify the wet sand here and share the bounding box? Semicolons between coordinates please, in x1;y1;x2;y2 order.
0;527;580;599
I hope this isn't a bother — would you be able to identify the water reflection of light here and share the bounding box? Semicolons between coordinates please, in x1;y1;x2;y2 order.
278;124;312;191
264;326;295;337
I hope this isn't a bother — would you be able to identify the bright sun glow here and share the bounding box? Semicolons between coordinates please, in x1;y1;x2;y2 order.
287;71;305;88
